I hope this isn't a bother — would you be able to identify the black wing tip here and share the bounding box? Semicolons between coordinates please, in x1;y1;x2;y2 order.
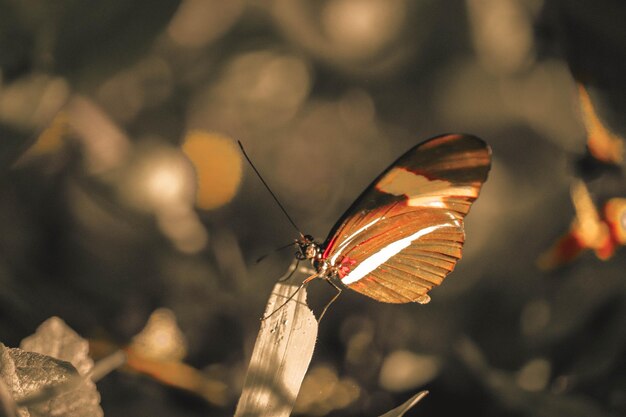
426;133;490;151
417;133;492;174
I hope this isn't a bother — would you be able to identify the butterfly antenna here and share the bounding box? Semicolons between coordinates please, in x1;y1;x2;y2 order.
261;273;318;321
256;242;297;264
238;141;305;239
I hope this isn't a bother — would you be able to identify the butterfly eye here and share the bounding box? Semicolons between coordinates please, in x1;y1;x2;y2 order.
305;244;319;259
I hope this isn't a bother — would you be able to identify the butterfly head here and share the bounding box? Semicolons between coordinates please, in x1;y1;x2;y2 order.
296;235;333;277
295;234;319;259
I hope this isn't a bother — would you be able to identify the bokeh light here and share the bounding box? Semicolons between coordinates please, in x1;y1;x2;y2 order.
97;56;173;123
379;350;441;392
188;50;311;132
181;130;242;211
321;0;405;58
121;143;195;212
295;364;360;415
166;0;244;48
0;74;69;129
467;0;538;74
516;358;551;392
130;308;188;362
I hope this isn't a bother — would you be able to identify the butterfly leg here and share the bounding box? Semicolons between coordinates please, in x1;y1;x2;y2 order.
261;272;319;321
318;279;343;322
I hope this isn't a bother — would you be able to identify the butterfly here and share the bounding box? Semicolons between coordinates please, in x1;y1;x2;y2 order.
242;134;492;318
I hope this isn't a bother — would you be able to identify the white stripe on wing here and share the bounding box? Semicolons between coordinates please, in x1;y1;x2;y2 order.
341;222;453;285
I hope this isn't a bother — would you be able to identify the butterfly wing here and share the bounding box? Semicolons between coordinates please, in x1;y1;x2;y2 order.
322;134;491;303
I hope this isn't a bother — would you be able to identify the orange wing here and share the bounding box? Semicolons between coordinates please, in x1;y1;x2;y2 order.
322;134;491;303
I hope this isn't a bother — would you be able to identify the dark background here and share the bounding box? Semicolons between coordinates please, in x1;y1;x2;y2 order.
1;0;625;416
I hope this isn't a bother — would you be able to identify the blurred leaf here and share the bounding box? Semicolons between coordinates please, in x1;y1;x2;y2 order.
0;124;35;172
129;308;187;362
0;73;69;171
577;83;624;164
89;311;226;405
124;348;228;406
379;391;429;417
123;308;226;405
12;112;69;168
0;378;18;417
0;345;23;417
20;317;94;376
0;74;69;129
234;283;317;417
0;343;103;417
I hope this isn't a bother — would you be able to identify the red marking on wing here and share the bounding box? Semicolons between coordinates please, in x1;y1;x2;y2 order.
337;256;357;278
329;208;465;303
322;235;338;259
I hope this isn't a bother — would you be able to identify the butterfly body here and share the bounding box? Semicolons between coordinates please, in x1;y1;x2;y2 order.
293;134;491;304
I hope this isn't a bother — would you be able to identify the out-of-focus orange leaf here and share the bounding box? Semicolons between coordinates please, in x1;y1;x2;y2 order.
538;181;623;270
13;112;69;167
569;179;609;252
182;131;242;210
294;364;360;414
577;83;624;164
123;347;228;406
536;232;586;271
129;308;187;362
90;309;228;406
604;198;626;246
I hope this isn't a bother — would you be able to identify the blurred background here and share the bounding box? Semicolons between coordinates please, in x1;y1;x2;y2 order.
1;0;625;416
